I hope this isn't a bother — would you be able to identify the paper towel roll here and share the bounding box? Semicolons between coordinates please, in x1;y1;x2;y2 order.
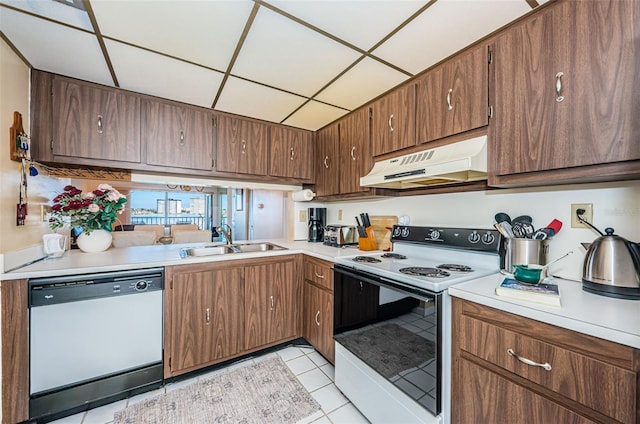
292;189;316;202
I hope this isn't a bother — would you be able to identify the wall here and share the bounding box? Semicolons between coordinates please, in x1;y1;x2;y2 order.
0;39;66;260
310;181;640;281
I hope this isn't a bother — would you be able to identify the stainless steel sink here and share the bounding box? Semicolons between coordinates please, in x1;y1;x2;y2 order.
233;242;287;253
180;245;236;257
179;242;287;257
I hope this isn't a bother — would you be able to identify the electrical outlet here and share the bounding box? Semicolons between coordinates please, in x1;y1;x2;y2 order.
338;209;343;221
571;203;593;228
298;210;307;223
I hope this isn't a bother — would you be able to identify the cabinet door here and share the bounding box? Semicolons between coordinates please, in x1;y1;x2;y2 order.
314;123;340;197
166;266;244;375
244;258;297;349
216;115;269;176
142;100;214;171
453;359;596;424
339;108;372;194
371;84;416;156
416;44;488;144
303;282;334;363
490;0;640;178
53;78;141;163
269;126;313;180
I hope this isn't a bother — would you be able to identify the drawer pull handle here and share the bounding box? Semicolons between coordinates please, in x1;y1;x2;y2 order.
270;295;275;310
555;72;565;102
315;310;321;326
205;307;210;324
314;272;325;279
446;88;454;111
507;348;552;371
388;114;394;132
323;155;329;169
97;115;103;134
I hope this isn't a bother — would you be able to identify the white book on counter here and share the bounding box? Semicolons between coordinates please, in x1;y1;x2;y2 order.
495;277;561;307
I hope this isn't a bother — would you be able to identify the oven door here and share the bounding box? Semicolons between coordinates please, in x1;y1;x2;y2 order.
333;264;442;417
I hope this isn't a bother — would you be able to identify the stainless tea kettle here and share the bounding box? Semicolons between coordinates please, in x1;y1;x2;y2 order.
582;227;640;300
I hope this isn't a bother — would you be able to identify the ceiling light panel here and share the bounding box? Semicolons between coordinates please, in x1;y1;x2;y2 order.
0;0;93;30
265;0;429;51
315;57;410;110
232;6;361;98
0;7;112;85
90;0;254;71
373;0;533;74
105;39;223;107
216;76;307;124
282;100;349;131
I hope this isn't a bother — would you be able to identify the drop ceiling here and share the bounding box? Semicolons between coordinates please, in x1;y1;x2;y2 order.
0;0;547;131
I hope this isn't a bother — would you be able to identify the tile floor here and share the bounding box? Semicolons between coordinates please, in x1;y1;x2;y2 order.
47;345;370;424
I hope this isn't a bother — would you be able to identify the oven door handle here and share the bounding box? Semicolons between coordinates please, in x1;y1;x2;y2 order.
334;265;436;299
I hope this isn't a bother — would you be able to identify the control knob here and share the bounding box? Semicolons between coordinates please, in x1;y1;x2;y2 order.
468;231;480;244
481;232;495;245
135;280;149;291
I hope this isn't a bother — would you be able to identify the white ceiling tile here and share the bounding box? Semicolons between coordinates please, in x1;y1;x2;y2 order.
265;0;428;51
216;76;307;124
91;0;254;71
105;40;223;108
232;6;361;97
315;57;410;110
1;0;93;30
373;0;533;74
282;100;349;131
0;7;113;85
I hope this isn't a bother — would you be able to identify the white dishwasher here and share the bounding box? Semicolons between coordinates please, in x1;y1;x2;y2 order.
29;267;164;422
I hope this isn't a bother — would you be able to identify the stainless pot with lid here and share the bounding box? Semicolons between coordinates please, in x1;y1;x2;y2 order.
582;227;640;300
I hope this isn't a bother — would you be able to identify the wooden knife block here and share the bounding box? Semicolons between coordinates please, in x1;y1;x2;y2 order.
358;226;378;251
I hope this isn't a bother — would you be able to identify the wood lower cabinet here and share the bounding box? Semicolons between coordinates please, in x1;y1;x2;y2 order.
52;76;141;164
216;115;269;176
165;256;300;377
164;263;244;377
1;279;29;424
371;83;416;156
302;256;334;363
269;126;313;181
489;0;640;187
142;99;215;171
416;43;489;144
244;257;298;350
452;298;640;424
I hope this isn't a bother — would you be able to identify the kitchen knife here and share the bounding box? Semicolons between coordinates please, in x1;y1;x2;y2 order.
363;213;371;228
355;216;367;237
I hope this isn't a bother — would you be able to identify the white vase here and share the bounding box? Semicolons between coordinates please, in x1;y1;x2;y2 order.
76;229;113;253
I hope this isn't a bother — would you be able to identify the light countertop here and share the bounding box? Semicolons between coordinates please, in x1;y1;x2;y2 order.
449;273;640;349
0;240;362;280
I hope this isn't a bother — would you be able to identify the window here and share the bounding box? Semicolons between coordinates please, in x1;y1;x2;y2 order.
128;190;213;230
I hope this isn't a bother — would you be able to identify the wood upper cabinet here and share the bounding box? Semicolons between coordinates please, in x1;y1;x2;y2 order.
339;108;372;195
371;84;416;156
314;122;341;197
302;256;334;363
216;115;269;176
244;256;298;350
415;43;489;144
451;298;639;424
164;263;244;377
52;77;141;163
142;99;214;171
269;126;313;181
489;0;640;184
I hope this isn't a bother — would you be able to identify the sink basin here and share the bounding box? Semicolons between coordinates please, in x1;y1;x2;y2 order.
234;242;287;253
180;245;236;257
179;242;287;257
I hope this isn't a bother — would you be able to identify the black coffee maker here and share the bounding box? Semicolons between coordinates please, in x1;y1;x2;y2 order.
308;208;326;243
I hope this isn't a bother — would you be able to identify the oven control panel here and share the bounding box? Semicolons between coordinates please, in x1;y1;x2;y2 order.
391;225;501;252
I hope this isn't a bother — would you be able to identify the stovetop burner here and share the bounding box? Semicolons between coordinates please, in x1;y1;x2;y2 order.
381;253;407;259
399;267;451;278
437;264;474;272
353;256;382;263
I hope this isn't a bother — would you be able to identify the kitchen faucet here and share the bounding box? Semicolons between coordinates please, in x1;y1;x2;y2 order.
216;224;233;245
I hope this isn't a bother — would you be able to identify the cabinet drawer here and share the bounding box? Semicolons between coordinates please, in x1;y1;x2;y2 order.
303;256;333;291
459;314;636;423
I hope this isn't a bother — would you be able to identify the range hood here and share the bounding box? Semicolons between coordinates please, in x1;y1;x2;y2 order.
360;136;488;189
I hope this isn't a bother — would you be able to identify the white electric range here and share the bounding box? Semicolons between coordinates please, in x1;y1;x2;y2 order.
333;225;501;424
